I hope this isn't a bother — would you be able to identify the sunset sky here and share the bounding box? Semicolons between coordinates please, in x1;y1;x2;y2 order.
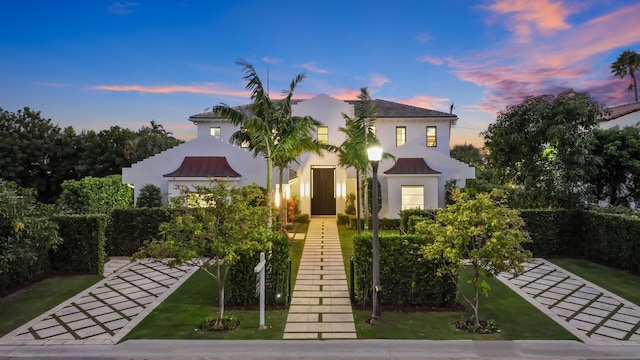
1;0;639;147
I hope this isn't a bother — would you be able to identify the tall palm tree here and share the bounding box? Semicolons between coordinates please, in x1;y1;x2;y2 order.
611;49;640;103
329;88;388;234
213;61;306;230
272;114;324;223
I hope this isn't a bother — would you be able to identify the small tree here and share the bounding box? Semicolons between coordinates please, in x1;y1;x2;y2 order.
132;180;270;328
136;183;163;208
417;189;531;328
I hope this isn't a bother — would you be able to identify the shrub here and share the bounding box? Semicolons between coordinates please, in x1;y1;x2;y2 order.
0;180;62;293
136;183;163;208
57;175;133;214
105;208;174;256
337;213;350;226
399;208;438;234
295;214;309;223
50;214;107;275
519;209;583;257
352;233;456;307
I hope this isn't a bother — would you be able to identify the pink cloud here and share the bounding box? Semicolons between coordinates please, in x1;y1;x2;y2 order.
450;3;640;114
369;73;390;89
484;0;572;42
92;83;249;97
416;54;444;65
329;88;362;100
399;95;450;111
300;61;330;74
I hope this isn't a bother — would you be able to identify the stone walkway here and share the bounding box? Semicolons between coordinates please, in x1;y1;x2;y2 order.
283;217;356;339
0;260;198;345
498;258;640;345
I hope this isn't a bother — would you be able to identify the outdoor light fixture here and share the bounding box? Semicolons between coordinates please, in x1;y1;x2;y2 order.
367;145;382;324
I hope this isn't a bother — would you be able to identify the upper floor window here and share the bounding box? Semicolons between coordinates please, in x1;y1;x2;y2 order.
210;127;221;139
426;126;437;147
240;128;250;148
396;126;406;147
317;126;329;144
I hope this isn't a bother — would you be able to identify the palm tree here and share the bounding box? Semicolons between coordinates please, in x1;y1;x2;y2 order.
329;88;389;234
611;49;640;103
213;61;306;230
272;113;324;223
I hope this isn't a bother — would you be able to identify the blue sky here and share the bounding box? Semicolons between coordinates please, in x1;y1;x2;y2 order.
1;0;639;147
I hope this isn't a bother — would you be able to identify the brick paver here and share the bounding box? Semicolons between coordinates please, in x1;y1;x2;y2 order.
498;258;640;345
0;260;198;345
283;217;356;339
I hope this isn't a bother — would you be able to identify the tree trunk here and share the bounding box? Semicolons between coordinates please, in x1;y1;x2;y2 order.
266;157;273;231
278;168;286;224
356;169;361;235
632;71;638;103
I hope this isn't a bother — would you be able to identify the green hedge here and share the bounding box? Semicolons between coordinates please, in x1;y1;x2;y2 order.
399;209;438;233
582;212;640;274
50;215;107;275
227;233;291;306
519;209;583;257
352;233;457;307
336;213;350;226
105;208;174;256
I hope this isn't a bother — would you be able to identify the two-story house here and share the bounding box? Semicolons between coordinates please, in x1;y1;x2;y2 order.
122;94;475;218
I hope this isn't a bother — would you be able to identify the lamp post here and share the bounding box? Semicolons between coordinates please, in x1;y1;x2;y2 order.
367;145;382;325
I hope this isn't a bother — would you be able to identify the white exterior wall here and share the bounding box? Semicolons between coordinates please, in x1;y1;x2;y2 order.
122;94;475;216
122;135;268;204
599;112;640;129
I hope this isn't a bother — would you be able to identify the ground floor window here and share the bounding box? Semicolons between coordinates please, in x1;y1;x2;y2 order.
401;185;424;210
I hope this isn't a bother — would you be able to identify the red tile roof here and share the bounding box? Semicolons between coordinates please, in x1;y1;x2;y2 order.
163;156;241;178
601;102;640;121
383;158;441;175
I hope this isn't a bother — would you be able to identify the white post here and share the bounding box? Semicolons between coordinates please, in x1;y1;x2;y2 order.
254;252;266;330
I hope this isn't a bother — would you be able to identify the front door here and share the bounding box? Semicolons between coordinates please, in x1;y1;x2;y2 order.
311;167;336;215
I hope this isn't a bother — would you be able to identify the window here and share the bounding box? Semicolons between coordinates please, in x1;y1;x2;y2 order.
401;186;424;210
210;127;221;139
317;126;328;144
396;126;406;147
240;128;250;148
426;126;437;147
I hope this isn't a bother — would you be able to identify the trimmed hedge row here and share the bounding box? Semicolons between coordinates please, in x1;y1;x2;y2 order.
228;233;291;306
105;208;174;256
582;212;640;275
352;233;457;307
518;209;583;257
50;215;107;275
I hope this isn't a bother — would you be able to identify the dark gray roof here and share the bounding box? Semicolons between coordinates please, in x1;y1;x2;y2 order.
600;102;640;121
347;99;456;118
190;98;455;121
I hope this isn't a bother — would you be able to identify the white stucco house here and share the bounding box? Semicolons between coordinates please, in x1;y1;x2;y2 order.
122;94;475;219
599;102;640;129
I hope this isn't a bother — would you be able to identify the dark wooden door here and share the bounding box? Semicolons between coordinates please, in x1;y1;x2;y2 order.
311;167;336;215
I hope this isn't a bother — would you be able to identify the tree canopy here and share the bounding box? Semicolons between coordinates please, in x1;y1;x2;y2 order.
483;90;607;208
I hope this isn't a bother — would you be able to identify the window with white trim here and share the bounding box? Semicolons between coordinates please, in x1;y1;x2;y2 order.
396;126;406;146
426;126;437;147
317;126;328;144
401;185;424;210
210;127;221;139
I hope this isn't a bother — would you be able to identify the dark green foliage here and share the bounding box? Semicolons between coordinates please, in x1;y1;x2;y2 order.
337;214;350;226
379;218;400;230
450;144;483;167
582;212;640;274
345;193;356;215
352;233;457;307
295;214;309;223
105;208;174;256
136;184;163;208
0;180;62;293
50;215;107;275
227;233;290;306
57;175;133;214
519;210;584;257
399;208;438;234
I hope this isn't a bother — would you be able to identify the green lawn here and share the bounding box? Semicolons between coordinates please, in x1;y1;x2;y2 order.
0;275;102;337
123;268;287;341
549;258;640;306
